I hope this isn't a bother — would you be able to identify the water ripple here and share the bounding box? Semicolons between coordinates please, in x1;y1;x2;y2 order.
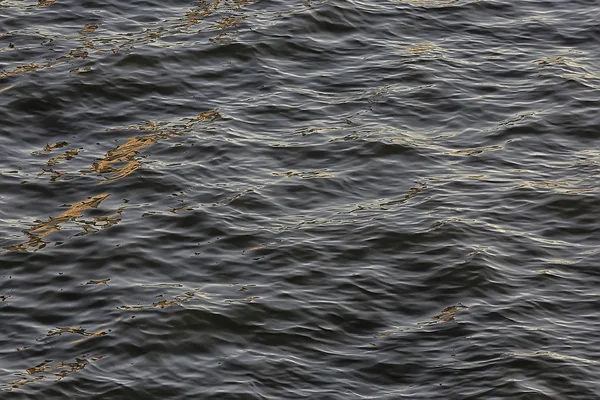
2;0;600;398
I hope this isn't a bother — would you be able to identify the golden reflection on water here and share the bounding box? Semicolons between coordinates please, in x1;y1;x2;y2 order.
214;16;244;29
36;0;56;6
120;291;198;310
0;62;57;79
11;355;105;389
225;296;259;303
47;326;107;339
92;131;179;183
86;278;110;285
184;0;253;29
195;109;222;122
58;49;89;60
6;317;123;387
31;141;69;155
209;32;232;43
70;66;92;73
81;23;100;33
431;304;468;323
63;318;121;344
119;288;208;311
5;108;220;252
247;241;281;252
380;183;426;207
35;144;82;179
37;168;66;183
4;194;117;252
185;9;212;28
152;291;196;308
93;110;220;183
3;0;260;83
47;149;80;166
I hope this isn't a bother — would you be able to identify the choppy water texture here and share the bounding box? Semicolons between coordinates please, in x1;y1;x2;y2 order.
1;0;600;398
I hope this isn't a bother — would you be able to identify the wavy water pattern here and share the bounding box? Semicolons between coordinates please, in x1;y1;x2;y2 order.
1;0;600;398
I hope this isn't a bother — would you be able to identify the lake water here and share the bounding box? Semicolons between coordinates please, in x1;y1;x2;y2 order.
1;0;600;398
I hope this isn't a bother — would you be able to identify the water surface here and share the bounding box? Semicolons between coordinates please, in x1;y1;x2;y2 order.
1;0;600;398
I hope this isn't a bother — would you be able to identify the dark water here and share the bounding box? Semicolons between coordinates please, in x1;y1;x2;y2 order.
1;0;600;398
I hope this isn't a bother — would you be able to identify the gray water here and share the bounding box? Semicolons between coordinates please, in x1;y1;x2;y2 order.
1;0;600;398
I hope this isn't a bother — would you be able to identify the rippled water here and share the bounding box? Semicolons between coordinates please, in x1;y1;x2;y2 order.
1;0;600;398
